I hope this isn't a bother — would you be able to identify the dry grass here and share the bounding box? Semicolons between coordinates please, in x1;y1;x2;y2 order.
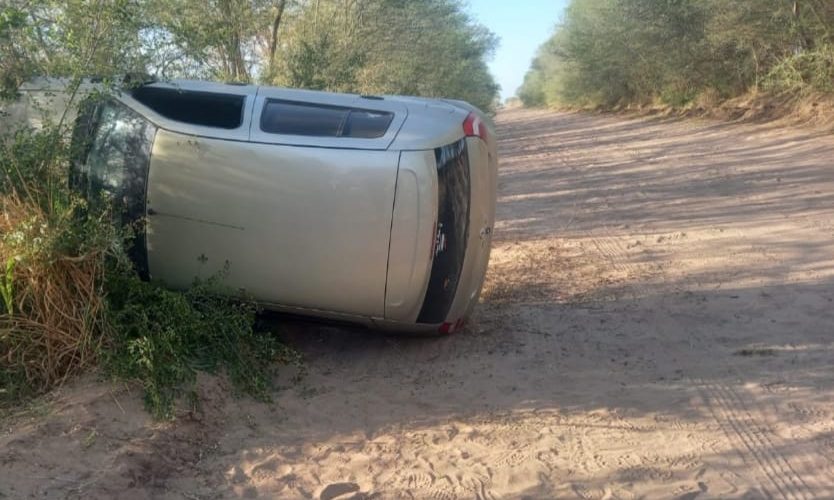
1;195;107;393
554;90;834;133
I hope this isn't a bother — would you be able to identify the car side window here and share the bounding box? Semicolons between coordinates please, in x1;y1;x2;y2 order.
260;99;394;139
132;87;245;129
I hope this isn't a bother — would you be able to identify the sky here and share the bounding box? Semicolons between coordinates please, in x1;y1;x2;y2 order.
466;0;568;101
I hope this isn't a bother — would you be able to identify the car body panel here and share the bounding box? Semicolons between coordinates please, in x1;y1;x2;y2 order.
388;99;470;151
146;129;399;317
453;136;497;321
384;150;438;322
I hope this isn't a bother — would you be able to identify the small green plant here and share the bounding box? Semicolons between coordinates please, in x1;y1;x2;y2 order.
0;256;14;315
104;266;297;419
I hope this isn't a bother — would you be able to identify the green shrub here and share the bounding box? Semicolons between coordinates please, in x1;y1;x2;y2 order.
104;267;298;419
765;44;834;94
660;84;698;108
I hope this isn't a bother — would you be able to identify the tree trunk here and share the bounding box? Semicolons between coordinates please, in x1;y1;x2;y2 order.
792;0;815;50
267;0;288;77
219;0;249;81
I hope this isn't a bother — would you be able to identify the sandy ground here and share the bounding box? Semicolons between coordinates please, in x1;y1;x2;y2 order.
3;108;834;499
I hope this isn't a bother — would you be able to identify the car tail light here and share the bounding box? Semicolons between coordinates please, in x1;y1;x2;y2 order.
463;112;488;143
438;318;466;334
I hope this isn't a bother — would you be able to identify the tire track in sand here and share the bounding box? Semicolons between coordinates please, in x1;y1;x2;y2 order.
696;379;813;499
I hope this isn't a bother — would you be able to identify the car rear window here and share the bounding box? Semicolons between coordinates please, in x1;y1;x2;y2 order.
260;99;394;138
131;87;244;129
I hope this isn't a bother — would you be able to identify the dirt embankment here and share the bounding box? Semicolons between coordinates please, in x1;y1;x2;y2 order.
3;108;834;499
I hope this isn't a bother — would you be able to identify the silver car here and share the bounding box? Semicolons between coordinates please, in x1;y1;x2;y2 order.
71;80;497;333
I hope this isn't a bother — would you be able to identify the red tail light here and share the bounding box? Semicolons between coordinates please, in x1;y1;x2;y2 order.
463;112;488;143
438;318;466;334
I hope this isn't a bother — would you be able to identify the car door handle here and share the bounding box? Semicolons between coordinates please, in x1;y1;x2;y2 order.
147;207;157;216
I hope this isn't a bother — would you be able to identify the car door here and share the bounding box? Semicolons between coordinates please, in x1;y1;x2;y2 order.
145;88;406;318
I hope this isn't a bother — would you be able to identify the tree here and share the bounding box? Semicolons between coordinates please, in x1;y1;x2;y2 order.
145;0;276;82
2;0;499;111
266;0;289;78
1;0;149;98
266;0;500;112
519;0;834;109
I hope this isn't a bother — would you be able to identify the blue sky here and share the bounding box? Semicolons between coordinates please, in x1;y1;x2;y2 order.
466;0;568;100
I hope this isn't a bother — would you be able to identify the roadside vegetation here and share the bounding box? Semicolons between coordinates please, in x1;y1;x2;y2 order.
0;116;297;419
1;0;497;417
2;0;498;113
519;0;834;113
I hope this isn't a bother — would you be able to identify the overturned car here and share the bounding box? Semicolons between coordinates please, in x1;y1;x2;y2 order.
70;80;497;333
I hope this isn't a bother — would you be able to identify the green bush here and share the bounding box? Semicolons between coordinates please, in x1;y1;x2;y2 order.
765;44;834;93
105;267;297;419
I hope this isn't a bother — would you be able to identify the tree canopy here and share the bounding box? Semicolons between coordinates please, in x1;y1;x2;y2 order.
0;0;499;111
519;0;834;108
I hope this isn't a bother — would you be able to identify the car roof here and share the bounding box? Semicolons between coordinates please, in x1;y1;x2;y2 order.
19;77;476;150
149;79;467;114
134;79;474;151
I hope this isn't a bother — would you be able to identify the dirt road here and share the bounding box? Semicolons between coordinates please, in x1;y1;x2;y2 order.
3;109;834;499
